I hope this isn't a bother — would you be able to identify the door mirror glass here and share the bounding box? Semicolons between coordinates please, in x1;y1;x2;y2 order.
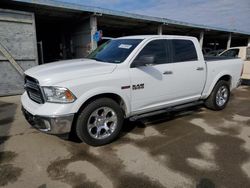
132;55;155;67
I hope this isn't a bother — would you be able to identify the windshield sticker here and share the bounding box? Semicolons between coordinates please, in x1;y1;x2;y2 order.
119;44;132;49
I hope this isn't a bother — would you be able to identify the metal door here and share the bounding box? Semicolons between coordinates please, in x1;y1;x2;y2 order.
0;8;38;96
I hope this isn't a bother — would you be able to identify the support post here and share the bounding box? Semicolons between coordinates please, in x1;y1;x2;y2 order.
248;37;250;47
90;15;97;51
157;25;163;35
199;31;204;48
227;33;232;49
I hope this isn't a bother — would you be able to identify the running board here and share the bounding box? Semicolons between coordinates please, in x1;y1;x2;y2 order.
129;101;204;121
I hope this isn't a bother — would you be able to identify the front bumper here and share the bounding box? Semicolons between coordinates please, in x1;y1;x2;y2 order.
22;107;74;134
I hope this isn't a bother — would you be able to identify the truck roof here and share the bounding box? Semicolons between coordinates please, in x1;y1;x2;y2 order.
117;35;197;40
227;46;249;50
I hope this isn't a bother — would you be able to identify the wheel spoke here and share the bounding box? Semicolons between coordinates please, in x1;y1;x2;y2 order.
103;125;112;135
95;127;102;138
92;110;100;118
102;107;111;117
88;123;96;131
106;115;117;123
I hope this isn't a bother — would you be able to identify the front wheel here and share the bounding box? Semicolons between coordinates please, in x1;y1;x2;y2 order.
205;80;230;111
75;98;124;146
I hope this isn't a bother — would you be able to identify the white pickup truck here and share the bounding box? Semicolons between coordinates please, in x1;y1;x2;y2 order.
21;35;243;146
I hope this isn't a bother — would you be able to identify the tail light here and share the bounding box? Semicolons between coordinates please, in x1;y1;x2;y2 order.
241;64;244;76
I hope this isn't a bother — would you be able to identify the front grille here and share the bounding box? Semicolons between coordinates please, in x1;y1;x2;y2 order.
24;76;45;104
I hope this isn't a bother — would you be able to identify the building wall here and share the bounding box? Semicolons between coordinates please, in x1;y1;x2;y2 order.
0;8;38;96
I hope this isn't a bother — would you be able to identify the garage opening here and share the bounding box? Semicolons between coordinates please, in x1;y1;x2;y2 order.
203;32;229;54
0;1;95;64
97;15;158;40
35;10;92;64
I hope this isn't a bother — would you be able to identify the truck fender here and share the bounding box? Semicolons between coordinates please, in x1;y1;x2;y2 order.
205;71;232;98
72;87;131;117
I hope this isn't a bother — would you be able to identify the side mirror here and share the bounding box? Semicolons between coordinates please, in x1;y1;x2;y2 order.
132;55;155;68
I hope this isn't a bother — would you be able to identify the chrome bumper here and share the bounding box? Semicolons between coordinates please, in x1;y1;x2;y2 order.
22;107;74;134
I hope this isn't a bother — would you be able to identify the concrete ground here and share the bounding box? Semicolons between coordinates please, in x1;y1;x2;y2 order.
1;86;250;188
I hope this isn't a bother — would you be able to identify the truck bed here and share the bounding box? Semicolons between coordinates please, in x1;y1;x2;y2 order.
204;56;238;61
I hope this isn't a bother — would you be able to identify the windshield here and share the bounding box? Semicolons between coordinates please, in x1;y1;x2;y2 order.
87;39;142;63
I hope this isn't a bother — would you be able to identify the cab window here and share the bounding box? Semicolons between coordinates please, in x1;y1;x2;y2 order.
169;39;198;63
134;40;169;65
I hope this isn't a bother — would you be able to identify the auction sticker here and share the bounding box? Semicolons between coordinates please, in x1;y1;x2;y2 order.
119;44;132;49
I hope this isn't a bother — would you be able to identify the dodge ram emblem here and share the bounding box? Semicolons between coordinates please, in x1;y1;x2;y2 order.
132;84;144;90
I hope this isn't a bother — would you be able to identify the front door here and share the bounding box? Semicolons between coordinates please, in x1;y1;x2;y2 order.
129;39;170;113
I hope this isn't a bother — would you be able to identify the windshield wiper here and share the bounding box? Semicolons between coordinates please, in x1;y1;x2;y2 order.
91;57;114;64
91;57;103;62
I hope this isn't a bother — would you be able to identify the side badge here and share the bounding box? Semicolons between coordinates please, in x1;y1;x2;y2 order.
132;83;144;90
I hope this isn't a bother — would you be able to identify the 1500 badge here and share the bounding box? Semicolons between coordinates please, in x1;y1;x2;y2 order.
132;83;144;90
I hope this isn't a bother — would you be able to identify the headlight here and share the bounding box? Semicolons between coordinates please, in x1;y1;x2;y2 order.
42;86;76;103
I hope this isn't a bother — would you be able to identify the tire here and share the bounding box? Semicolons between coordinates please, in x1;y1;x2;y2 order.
75;98;124;146
205;80;230;111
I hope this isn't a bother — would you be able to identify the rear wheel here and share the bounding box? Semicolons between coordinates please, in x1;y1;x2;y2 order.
205;80;230;111
75;98;124;146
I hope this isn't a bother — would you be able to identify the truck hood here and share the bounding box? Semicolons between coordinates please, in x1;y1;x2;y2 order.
25;59;117;85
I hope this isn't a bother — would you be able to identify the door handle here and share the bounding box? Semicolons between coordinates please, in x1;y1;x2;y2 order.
196;67;204;71
163;71;173;75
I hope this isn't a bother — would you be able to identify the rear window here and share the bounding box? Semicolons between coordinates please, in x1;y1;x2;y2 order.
171;39;198;63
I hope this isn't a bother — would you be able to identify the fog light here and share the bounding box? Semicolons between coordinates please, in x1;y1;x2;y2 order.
42;119;51;131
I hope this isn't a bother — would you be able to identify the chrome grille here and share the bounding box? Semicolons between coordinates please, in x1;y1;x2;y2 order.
24;76;44;104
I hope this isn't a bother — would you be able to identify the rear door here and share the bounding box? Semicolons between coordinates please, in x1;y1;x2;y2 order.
165;39;206;101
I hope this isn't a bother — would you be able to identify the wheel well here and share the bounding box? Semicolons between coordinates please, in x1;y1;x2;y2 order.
69;93;127;140
77;93;127;116
218;75;231;87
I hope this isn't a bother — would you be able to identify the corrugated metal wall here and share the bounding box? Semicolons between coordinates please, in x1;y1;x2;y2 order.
0;8;38;96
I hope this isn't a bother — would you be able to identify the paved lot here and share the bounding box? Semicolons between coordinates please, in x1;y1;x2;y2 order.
1;86;250;188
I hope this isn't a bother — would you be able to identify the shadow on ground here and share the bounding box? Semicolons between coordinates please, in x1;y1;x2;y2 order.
0;100;22;186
